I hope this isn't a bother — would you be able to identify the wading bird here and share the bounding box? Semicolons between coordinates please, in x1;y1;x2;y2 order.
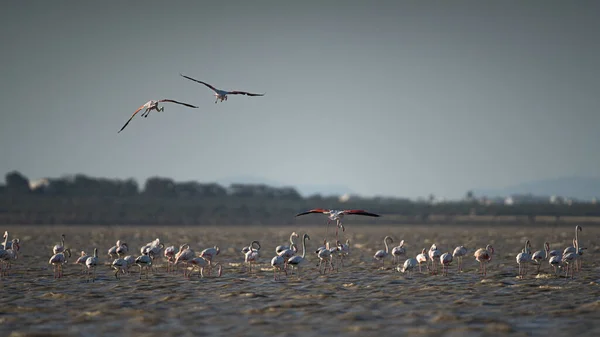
428;244;442;275
74;251;89;274
373;236;393;268
53;234;66;255
474;245;494;277
416;248;429;273
270;255;286;281
179;73;265;104
563;225;584;271
0;239;19;276
135;252;153;279
516;240;532;278
112;258;128;279
244;241;261;274
452;246;468;272
549;253;562;276
85;248;98;283
532;242;550;274
391;240;406;264
440;252;453;276
49;248;71;279
275;232;299;255
295;209;381;242
400;257;418;277
117;99;199;133
287;234;310;277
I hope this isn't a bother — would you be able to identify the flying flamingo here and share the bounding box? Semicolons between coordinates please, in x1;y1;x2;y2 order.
416;248;430;273
53;234;66;255
474;245;494;277
440;252;453;276
179;73;265;104
74;251;89;274
373;236;394;268
428;244;442;275
400;257;418;277
275;232;299;255
244;241;261;274
531;242;550;274
452;246;468;272
295;209;381;242
85;248;99;283
287;234;310;277
117;99;199;133
391;240;406;264
49;248;71;279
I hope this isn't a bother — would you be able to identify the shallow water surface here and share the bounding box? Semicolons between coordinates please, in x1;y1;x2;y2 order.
1;224;599;337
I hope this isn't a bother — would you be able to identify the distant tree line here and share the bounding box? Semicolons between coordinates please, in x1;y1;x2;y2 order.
1;170;599;226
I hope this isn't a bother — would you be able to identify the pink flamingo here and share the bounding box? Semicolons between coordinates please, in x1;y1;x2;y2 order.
474;245;494;277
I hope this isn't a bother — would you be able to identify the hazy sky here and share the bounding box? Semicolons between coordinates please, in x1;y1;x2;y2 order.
1;0;599;199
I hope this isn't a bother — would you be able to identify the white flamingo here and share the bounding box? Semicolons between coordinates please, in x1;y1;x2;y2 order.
190;257;223;278
549;254;562;276
49;248;71;279
474;245;494;277
516;240;532;278
108;240;124;259
416;248;430;273
0;239;19;276
112;258;128;279
563;238;579;279
244;241;261;274
74;251;89;274
338;239;351;267
117;99;199;133
123;255;136;274
287;234;310;277
164;245;177;273
440;252;453;276
391;240;406;264
200;245;221;269
174;244;195;278
452;246;468;272
295;208;381;242
0;232;19;250
317;241;333;274
135;252;153;279
400;257;418;277
277;243;298;269
531;242;550;274
563;225;584;271
275;232;299;255
53;234;66;255
270;255;287;281
428;244;442;274
373;236;393;268
179;73;265;104
85;248;99;283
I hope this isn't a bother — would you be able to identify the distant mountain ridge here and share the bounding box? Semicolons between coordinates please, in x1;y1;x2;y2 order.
215;175;355;197
473;176;600;200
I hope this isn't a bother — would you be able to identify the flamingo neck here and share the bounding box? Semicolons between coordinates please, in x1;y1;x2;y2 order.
301;237;307;259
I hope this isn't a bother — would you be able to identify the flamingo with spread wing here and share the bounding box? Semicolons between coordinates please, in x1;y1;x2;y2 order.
295;208;381;241
179;73;265;104
118;99;199;133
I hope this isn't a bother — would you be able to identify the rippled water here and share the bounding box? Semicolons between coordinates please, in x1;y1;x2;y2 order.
1;224;599;337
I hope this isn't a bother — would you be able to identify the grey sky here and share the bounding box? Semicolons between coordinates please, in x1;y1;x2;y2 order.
1;0;599;199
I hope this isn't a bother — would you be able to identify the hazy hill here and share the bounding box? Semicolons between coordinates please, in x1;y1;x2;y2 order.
473;176;600;200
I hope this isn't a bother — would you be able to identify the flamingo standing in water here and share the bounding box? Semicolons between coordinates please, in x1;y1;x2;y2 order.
287;234;310;277
270;255;287;281
0;239;19;276
112;258;128;279
400;257;418;277
190;256;223;278
373;236;393;268
117;99;199;133
85;248;99;283
200;245;221;275
317;241;333;274
164;245;177;273
275;232;299;255
416;248;429;273
179;73;265;104
49;248;71;279
391;240;406;264
474;245;494;277
452;246;468;272
440;252;453;276
174;244;195;278
338;239;351;267
548;253;562;276
135;252;153;279
516;240;532;278
531;242;550;274
428;244;442;275
53;234;66;255
74;251;89;274
563;238;579;279
563;225;583;271
244;241;261;274
295;209;381;242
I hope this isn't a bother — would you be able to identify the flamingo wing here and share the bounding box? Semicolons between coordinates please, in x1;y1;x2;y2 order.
179;74;219;92
117;105;145;133
342;209;381;217
158;99;199;109
295;208;330;217
227;90;265;97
